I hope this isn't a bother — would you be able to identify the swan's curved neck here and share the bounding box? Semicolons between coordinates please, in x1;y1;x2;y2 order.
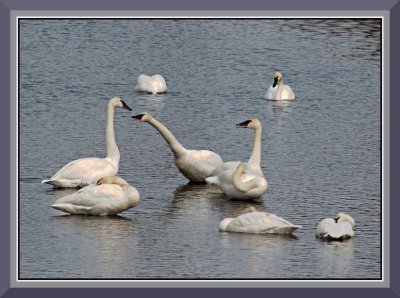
148;117;186;156
233;166;258;193
276;79;283;100
247;126;262;171
106;102;120;164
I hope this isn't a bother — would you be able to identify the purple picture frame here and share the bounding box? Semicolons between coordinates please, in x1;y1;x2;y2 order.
2;0;398;296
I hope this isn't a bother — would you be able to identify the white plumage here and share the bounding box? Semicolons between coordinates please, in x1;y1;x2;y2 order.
135;74;167;94
316;213;355;240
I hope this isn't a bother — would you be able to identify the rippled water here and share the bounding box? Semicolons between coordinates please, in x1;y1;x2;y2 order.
18;18;381;280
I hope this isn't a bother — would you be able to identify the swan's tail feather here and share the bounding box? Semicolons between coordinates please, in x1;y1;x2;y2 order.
50;203;92;215
205;176;218;185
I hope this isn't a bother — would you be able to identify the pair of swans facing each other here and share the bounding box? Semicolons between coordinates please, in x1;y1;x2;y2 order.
51;176;140;216
265;72;295;101
135;74;168;95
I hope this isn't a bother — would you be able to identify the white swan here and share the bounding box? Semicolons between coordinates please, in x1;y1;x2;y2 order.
132;112;223;182
316;213;355;240
50;176;140;216
219;207;301;234
265;71;295;100
42;96;132;188
205;118;268;200
135;74;167;95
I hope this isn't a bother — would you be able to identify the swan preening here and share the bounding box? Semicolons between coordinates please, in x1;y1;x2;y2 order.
50;176;140;216
219;207;301;234
132;112;223;182
205;118;268;200
265;72;295;100
135;74;168;95
316;213;355;240
42;96;132;188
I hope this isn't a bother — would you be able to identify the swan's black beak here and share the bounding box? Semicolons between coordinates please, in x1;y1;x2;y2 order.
272;77;278;88
334;216;340;223
121;100;132;111
236;120;252;128
132;114;145;120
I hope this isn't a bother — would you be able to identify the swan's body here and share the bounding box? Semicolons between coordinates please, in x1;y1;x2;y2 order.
51;176;140;216
42;97;132;188
316;213;355;240
132;113;223;182
220;207;301;234
135;74;167;95
265;72;295;100
205;118;268;200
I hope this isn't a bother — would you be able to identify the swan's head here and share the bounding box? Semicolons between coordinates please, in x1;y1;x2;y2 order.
272;72;283;87
110;96;132;111
236;163;247;174
131;112;152;123
96;176;129;187
246;206;257;213
236;118;262;130
334;213;355;227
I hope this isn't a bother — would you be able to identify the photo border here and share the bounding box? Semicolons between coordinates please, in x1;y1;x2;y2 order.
2;0;399;296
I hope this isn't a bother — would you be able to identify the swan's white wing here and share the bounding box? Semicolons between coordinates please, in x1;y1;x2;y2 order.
51;184;128;215
265;85;277;100
226;212;300;234
46;157;117;185
282;85;295;100
135;75;151;92
316;218;354;239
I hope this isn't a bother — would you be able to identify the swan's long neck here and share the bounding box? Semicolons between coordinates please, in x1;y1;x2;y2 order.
148;117;186;157
106;102;120;164
247;126;262;172
275;78;284;100
233;165;258;193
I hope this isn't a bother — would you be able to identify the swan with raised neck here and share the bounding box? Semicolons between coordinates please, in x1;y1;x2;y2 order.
50;176;140;216
265;71;295;100
205;118;268;200
132;112;223;182
42;97;132;188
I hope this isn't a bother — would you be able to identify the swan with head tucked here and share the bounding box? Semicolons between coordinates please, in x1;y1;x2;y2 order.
50;176;140;216
135;74;167;95
132;112;223;182
316;213;355;240
42;96;132;188
265;71;295;100
220;207;301;234
205;118;268;200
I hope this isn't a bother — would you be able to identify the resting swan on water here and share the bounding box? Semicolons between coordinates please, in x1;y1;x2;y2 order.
135;74;167;95
219;207;301;234
265;71;295;100
316;213;355;240
132;112;223;182
42;96;132;188
50;176;140;216
205;118;268;200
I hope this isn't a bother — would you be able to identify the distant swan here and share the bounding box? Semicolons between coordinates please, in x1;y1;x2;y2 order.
42;97;132;188
316;213;355;240
50;176;140;216
135;74;167;95
219;207;301;234
132;112;223;182
205;118;268;200
265;71;295;100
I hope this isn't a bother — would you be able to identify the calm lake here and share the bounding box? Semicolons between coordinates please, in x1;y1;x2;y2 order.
18;18;382;280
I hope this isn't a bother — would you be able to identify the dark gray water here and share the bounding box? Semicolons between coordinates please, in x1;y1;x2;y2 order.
18;19;381;280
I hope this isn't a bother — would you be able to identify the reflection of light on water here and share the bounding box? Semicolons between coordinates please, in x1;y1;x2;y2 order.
315;238;354;278
50;215;138;278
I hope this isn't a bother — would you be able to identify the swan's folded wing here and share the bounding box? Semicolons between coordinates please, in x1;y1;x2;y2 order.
49;157;117;183
53;184;125;207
